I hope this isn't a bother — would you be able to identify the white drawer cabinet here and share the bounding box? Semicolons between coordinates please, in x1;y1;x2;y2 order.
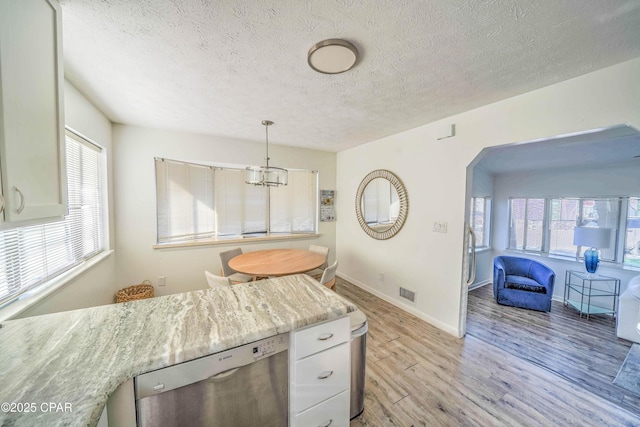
295;390;350;427
294;315;350;359
0;0;67;226
290;316;350;427
294;342;350;412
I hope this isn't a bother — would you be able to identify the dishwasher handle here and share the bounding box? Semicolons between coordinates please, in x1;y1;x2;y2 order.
208;367;240;382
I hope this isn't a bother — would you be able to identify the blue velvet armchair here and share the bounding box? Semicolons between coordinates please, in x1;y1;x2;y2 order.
493;256;556;312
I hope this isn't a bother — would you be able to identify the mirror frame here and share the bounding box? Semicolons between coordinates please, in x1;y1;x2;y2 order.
355;169;409;240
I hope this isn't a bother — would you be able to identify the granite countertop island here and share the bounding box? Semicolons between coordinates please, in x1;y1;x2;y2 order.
0;274;357;427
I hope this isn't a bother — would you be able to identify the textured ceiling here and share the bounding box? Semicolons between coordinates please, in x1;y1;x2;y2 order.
60;0;640;152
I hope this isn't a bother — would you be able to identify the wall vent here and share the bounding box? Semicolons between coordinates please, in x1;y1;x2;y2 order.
399;287;416;303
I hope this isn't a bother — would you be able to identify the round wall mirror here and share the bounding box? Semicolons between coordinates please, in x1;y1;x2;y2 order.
355;169;408;240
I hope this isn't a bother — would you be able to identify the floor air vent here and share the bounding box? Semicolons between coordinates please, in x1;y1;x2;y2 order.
399;287;416;303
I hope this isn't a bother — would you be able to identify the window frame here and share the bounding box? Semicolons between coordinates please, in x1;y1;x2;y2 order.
0;128;106;307
469;196;492;250
507;197;547;253
154;158;319;247
507;195;639;269
623;197;640;268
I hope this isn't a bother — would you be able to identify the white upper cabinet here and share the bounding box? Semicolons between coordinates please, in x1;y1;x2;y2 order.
0;0;66;226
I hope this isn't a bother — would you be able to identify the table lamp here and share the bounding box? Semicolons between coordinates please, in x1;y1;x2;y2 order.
573;227;612;276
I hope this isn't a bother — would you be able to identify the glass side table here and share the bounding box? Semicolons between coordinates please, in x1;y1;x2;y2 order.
563;270;620;320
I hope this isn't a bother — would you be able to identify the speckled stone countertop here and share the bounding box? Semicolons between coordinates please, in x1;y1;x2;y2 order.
0;274;356;427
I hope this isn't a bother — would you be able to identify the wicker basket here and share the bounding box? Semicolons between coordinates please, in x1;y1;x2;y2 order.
115;280;154;303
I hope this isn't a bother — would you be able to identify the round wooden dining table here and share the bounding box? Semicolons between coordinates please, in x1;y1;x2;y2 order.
228;249;326;277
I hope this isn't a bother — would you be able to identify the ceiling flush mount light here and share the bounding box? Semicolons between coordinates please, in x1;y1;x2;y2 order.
245;120;288;187
308;39;358;74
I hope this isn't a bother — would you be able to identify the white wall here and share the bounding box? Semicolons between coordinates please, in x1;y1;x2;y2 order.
336;57;640;337
472;168;493;198
112;124;336;295
16;80;117;318
492;161;640;300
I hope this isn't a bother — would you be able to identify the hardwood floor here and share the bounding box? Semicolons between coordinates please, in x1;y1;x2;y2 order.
335;277;640;426
467;284;640;416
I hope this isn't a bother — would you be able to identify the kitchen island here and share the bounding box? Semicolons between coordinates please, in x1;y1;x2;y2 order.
0;274;357;426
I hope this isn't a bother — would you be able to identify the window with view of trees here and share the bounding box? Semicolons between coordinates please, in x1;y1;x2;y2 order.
470;197;491;249
154;158;318;244
508;196;639;268
508;198;546;251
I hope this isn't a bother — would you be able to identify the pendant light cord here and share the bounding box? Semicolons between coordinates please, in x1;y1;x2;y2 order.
261;119;273;169
265;122;270;168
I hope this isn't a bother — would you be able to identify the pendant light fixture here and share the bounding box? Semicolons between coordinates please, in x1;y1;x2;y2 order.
245;120;288;187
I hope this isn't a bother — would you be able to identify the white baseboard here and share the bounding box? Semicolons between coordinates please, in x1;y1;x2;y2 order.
468;279;491;291
337;271;460;338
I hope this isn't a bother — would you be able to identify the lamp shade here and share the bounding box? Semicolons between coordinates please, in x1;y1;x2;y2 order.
245;120;288;187
573;227;612;249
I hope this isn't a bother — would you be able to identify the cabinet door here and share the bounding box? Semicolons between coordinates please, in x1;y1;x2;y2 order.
0;0;66;225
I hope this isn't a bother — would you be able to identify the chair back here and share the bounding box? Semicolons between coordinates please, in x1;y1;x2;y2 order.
320;260;339;286
219;248;242;277
205;271;232;289
309;245;330;269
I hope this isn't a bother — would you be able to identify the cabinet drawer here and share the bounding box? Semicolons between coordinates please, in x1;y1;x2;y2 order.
295;390;350;427
294;342;349;412
294;316;349;359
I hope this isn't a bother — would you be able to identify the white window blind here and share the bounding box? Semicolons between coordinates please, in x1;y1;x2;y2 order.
270;170;318;233
213;168;243;237
0;131;104;305
362;178;398;226
242;178;268;234
155;159;216;242
155;158;318;243
212;168;268;236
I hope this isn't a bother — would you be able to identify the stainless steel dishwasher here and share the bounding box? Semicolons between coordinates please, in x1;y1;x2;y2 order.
135;333;289;427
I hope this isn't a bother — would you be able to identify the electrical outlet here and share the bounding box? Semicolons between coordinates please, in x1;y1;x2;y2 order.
379;272;384;281
158;276;166;287
433;221;448;233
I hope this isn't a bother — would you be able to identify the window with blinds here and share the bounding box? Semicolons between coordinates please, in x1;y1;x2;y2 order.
361;178;399;226
469;197;491;249
155;158;318;244
505;195;640;267
0;130;104;305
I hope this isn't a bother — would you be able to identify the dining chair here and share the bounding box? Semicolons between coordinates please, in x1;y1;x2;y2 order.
319;260;339;292
307;244;330;279
205;271;232;289
219;248;255;284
